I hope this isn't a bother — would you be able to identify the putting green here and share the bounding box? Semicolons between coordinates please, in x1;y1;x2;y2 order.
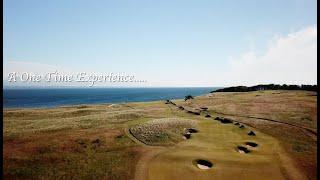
144;118;304;180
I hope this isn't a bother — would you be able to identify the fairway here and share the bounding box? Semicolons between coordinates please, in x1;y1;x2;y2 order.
135;115;305;180
3;0;317;179
3;90;316;179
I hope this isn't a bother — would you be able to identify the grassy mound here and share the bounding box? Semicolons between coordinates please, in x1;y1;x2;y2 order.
129;118;197;146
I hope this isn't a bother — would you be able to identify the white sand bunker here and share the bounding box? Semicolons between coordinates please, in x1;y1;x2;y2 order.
182;128;198;140
108;104;120;108
183;132;191;139
195;159;213;169
245;142;258;148
197;164;211;169
237;146;250;154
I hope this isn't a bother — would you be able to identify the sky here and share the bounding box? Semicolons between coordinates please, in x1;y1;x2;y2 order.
3;0;317;87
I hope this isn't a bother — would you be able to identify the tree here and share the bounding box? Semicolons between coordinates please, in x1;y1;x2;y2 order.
184;95;194;101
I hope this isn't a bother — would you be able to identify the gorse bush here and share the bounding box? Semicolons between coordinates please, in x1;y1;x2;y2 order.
184;95;194;101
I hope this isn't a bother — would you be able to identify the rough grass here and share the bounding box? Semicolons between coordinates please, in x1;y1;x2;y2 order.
107;112;143;123
129;118;197;146
3;128;140;180
175;90;317;179
3;101;172;179
3;90;317;179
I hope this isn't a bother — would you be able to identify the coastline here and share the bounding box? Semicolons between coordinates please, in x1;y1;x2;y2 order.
3;87;216;109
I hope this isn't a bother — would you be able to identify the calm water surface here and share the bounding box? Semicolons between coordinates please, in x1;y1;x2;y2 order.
3;87;218;108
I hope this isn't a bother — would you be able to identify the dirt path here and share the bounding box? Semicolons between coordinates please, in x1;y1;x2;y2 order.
124;127;169;180
148;118;307;180
128;103;309;180
275;143;308;180
133;147;167;180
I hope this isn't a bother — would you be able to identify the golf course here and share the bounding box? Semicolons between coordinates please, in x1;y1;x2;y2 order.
4;0;317;179
3;90;317;180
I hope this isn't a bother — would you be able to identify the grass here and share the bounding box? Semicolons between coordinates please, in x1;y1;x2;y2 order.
129;118;197;146
175;90;317;179
147;117;294;180
3;90;317;179
3;100;177;179
3;128;139;179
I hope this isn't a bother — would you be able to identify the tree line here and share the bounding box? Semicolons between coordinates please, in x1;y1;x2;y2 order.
212;84;317;93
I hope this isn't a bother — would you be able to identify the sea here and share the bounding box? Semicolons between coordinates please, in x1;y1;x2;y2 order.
3;87;218;108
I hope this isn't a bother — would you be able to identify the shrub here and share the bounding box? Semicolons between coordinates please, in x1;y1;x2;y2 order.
184;95;194;101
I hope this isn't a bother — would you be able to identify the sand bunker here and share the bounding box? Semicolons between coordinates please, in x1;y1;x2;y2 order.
178;106;185;110
183;132;191;139
248;131;256;136
245;142;258;147
214;117;233;124
214;117;224;121
186;128;198;133
182;128;198;139
200;107;208;111
237;146;250;154
108;104;119;108
220;118;233;124
195;159;213;169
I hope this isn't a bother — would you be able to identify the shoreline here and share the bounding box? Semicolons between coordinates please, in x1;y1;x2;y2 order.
4;89;316;110
4;87;215;109
3;99;175;110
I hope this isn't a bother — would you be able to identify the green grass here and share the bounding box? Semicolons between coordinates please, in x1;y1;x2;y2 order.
3;90;317;179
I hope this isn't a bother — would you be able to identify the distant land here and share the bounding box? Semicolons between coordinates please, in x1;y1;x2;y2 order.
212;84;317;93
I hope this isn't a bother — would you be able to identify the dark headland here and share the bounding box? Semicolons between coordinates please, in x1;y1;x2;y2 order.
212;84;317;93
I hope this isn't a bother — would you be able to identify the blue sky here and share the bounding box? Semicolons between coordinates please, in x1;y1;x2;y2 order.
3;0;317;87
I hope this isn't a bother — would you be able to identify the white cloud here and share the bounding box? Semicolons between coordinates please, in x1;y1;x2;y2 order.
220;25;317;86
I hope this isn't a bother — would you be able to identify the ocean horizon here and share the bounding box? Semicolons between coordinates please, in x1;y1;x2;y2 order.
3;87;218;108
